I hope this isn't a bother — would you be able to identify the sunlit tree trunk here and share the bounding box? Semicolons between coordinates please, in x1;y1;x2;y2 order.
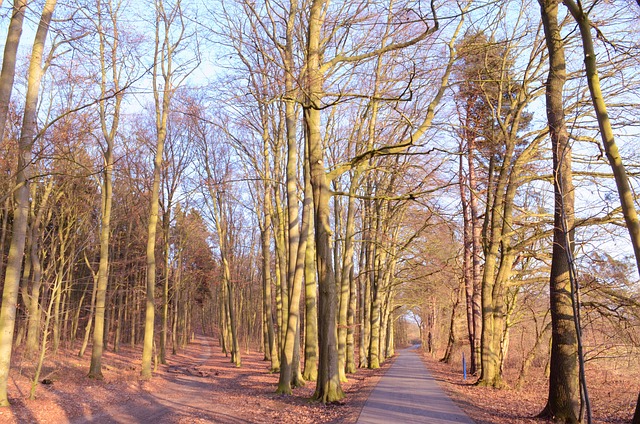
302;173;318;381
337;170;359;380
0;0;27;145
538;0;580;420
0;0;57;406
359;199;373;368
305;0;343;403
564;0;640;279
468;142;483;374
89;0;123;377
142;0;179;378
277;0;305;393
23;181;54;357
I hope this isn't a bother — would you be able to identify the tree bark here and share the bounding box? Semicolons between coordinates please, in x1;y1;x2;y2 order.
538;0;580;420
142;0;175;378
89;0;122;376
563;0;640;280
302;192;318;381
0;0;57;406
305;0;344;403
0;0;27;145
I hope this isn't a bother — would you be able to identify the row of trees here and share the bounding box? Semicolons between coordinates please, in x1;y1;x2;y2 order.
0;0;638;421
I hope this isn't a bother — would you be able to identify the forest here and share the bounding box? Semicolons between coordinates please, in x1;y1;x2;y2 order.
0;0;639;423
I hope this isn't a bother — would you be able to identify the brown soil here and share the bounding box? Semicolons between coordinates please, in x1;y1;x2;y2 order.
0;337;389;424
421;352;638;424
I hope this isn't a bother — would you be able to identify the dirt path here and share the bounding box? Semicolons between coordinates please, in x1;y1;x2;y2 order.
2;335;387;423
356;347;475;424
59;336;379;424
69;337;246;423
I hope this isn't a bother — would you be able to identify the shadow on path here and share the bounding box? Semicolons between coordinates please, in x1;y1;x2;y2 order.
356;347;475;424
69;337;247;424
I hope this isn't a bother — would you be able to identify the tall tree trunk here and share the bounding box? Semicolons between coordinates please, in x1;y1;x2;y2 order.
0;0;27;145
302;199;318;381
88;0;122;377
338;167;361;379
468;140;483;375
24;181;53;357
305;0;344;403
478;137;515;388
459;148;475;370
261;220;279;369
225;261;241;367
79;253;98;357
160;210;170;364
142;0;179;378
0;0;57;406
345;247;357;374
564;0;640;278
88;131;115;376
277;0;304;393
359;208;372;368
538;0;580;420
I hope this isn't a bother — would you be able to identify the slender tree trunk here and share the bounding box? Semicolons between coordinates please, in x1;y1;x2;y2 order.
516;320;551;390
0;198;10;274
141;75;166;379
302;201;318;381
459;148;475;370
0;0;27;145
24;181;53;357
0;0;56;406
172;248;182;355
262;222;279;370
142;0;178;378
89;159;113;376
442;279;464;363
160;210;171;364
79;254;98;357
338;170;359;380
277;0;303;393
345;249;357;374
564;0;640;279
225;264;241;367
468;141;483;375
52;226;67;354
277;123;310;392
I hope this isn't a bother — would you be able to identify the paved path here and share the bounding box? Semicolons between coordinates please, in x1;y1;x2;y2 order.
357;348;475;424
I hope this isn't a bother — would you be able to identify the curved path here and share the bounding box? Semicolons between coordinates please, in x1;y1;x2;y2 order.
356;347;475;424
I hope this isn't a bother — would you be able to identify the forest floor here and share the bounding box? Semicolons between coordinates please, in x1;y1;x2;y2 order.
0;336;388;423
0;337;637;423
422;351;639;424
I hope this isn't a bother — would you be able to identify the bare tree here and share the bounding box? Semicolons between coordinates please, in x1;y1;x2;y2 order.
141;0;197;378
0;0;27;145
538;0;581;420
0;0;58;406
88;0;129;380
